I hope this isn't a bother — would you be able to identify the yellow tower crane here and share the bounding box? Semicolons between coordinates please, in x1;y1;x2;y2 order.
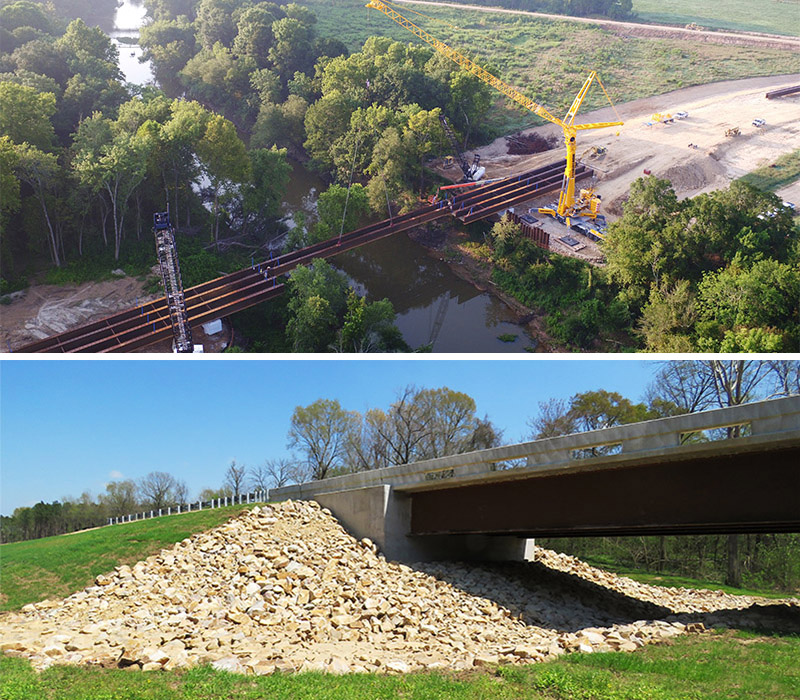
365;0;623;224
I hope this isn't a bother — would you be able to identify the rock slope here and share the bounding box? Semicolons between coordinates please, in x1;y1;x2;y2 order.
1;500;796;674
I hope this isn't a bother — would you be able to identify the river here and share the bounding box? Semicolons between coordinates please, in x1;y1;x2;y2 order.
105;1;537;352
109;0;154;85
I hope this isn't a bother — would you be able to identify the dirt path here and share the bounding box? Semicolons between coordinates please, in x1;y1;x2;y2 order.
393;0;800;50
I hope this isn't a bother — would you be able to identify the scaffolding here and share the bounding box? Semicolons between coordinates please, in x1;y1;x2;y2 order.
153;211;193;353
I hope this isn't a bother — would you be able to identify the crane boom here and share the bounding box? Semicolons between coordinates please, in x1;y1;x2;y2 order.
365;0;623;222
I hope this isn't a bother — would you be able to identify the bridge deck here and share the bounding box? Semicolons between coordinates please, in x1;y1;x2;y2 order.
17;161;587;353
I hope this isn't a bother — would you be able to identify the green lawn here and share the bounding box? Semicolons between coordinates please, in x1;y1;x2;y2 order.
2;630;799;699
307;1;800;137
0;506;247;611
738;149;800;193
632;0;800;37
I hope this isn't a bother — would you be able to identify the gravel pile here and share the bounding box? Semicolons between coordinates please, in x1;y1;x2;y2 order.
2;500;796;675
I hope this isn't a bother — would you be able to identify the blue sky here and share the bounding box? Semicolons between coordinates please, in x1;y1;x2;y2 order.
0;358;662;515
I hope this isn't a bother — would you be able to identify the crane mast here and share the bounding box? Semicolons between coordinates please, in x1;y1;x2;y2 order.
365;0;623;223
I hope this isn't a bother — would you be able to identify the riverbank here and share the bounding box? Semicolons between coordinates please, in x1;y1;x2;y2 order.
410;224;564;353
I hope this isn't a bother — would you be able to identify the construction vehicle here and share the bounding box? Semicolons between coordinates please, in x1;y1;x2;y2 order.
439;114;485;181
725;127;741;137
365;0;623;225
580;145;607;160
651;112;674;123
153;210;193;353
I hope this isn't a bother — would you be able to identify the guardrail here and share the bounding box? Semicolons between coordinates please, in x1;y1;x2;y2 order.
271;396;800;500
107;490;268;525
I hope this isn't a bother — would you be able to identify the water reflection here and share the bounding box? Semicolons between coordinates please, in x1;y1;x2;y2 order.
333;235;536;353
109;0;154;85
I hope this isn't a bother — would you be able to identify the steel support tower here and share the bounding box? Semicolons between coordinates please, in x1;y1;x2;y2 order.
153;211;193;353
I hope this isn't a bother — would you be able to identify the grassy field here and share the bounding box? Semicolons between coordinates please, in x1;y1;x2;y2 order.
632;0;800;37
2;630;799;699
0;506;246;611
738;149;800;193
308;1;800;136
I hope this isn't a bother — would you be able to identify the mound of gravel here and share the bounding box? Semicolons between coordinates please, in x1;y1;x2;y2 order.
1;500;796;675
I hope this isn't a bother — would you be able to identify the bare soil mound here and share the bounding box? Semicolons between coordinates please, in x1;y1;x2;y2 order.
1;501;796;675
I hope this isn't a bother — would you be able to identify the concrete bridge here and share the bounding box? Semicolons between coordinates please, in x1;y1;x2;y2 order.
271;396;800;562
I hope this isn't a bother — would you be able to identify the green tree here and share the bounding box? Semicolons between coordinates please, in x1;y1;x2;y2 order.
139;17;197;95
14;142;64;266
603;176;682;307
288;398;359;480
0;136;21;231
696;260;800;351
73;119;151;260
195;113;250;247
241;146;290;237
285;258;349;351
195;0;239;50
336;290;407;353
314;182;369;242
639;279;697;352
528;389;662;440
0;81;56;149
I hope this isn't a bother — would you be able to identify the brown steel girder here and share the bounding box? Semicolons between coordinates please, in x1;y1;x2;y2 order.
408;445;800;538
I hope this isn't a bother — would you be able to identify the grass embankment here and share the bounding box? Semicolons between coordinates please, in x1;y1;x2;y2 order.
0;506;247;612
2;630;799;699
306;0;800;136
632;0;800;37
738;149;800;194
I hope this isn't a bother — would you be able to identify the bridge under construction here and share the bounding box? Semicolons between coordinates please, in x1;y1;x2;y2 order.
17;159;591;353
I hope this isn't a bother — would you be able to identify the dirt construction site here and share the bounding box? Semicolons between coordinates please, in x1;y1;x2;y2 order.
2;74;799;350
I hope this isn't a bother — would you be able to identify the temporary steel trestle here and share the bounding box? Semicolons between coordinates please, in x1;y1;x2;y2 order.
153;211;193;353
17;160;592;353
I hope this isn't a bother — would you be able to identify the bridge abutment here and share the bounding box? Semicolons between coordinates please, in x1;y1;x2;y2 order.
313;485;534;563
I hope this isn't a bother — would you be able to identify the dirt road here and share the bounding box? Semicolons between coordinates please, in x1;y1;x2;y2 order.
393;0;800;50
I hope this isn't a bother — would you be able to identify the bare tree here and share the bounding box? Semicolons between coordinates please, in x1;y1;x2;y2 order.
252;458;299;489
174;479;189;505
138;472;179;510
527;397;576;439
224;460;248;498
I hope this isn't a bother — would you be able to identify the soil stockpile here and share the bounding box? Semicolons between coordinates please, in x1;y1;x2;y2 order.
1;500;796;675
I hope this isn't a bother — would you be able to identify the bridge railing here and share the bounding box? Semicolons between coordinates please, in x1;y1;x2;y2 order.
271;396;800;500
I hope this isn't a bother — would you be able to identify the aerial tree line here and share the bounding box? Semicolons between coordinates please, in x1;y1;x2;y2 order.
484;175;799;351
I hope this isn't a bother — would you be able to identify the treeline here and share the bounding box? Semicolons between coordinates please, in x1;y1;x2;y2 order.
445;0;633;20
481;176;799;351
0;471;188;543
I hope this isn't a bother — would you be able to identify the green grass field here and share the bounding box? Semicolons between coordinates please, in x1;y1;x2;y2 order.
0;506;245;611
632;0;800;37
308;1;800;136
2;630;799;699
738;149;800;193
